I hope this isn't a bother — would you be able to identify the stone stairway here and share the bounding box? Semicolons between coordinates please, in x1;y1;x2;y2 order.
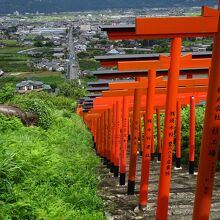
98;153;220;220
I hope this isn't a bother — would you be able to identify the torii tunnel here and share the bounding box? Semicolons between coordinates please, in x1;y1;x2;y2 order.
77;2;220;220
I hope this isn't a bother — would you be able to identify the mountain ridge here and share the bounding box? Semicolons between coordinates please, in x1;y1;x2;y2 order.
0;0;216;14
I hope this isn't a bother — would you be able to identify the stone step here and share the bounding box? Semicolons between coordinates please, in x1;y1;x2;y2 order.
98;156;220;219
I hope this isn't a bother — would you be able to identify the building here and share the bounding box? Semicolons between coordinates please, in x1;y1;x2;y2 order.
30;28;67;35
0;70;4;77
16;80;52;94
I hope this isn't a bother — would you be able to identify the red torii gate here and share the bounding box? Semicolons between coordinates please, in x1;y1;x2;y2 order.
91;58;210;194
94;52;212;68
91;79;208;175
82;77;208;178
117;54;211;207
106;53;210;205
101;4;220;219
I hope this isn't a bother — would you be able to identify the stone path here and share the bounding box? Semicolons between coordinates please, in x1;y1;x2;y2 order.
98;152;220;220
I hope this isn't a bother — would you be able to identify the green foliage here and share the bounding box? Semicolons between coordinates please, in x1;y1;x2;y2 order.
0;76;105;219
0;83;15;104
77;50;105;59
0;113;105;219
30;76;64;89
0;77;23;88
58;80;86;100
80;75;97;89
180;105;205;166
0;114;23;132
62;110;72;118
78;58;100;71
152;105;205;167
12;96;53;130
20;91;75;111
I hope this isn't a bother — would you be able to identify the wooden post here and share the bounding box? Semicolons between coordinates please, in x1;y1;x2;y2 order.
176;101;182;168
120;96;129;185
128;88;142;195
156;37;182;220
151;121;155;161
114;100;122;177
189;96;195;174
193;10;220;214
139;69;156;207
156;108;162;161
139;116;143;155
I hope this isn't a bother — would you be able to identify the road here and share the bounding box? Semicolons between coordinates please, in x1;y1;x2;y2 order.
67;26;79;80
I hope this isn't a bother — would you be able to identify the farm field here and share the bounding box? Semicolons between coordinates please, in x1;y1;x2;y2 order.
0;46;38;73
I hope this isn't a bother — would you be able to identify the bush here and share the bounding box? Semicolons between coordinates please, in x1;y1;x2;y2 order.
58;80;86;100
180;105;205;166
12;96;53;130
0;83;15;104
152;105;205;167
20;91;75;111
0;114;23;132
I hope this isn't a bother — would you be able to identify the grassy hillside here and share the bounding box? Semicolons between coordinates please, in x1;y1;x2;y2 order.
0;85;105;219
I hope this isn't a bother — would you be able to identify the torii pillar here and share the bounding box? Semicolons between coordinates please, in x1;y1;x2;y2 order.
193;2;220;219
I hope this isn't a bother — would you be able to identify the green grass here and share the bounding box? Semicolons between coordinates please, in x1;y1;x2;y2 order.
0;113;105;219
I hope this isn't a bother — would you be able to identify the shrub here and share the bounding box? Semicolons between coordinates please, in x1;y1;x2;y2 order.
0;83;15;104
58;80;86;100
12;96;53;130
0;114;23;132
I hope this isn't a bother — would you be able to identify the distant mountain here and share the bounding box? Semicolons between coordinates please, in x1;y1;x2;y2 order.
0;0;216;14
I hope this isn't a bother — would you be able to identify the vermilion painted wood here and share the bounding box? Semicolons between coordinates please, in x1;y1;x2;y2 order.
104;7;219;40
136;7;219;35
151;125;155;157
139;69;156;207
114;100;122;177
128;88;142;194
156;108;162;161
189;96;196;163
104;111;109;162
101;113;105;157
108;77;209;90
139;116;143;154
118;55;211;71
102;86;208;97
115;52;209;208
99;10;220;215
189;96;196;174
176;101;182;167
156;38;182;220
92;92;207;110
96;52;212;68
120;96;129;179
91;81;208;189
84;3;220;219
111;103;116;172
108;108;113;167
